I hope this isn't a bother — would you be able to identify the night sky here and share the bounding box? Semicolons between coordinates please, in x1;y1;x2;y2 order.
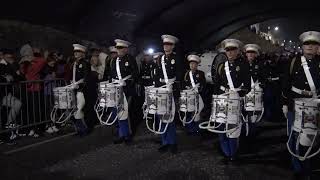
261;17;320;45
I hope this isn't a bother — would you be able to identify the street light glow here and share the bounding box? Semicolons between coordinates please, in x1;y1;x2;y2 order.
274;26;279;31
147;48;154;54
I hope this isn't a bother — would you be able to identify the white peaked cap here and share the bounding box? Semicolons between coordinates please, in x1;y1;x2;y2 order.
221;39;243;49
161;34;179;44
73;44;87;52
187;54;201;63
299;31;320;44
114;39;131;47
244;44;261;54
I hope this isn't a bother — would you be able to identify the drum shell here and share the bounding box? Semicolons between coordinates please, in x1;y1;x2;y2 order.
53;87;76;109
211;93;241;124
147;87;173;115
99;82;123;108
293;98;320;131
244;89;263;111
179;90;198;112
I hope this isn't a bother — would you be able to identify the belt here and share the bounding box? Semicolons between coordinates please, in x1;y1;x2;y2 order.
291;86;313;96
160;77;176;83
142;76;151;79
220;86;241;92
270;77;279;81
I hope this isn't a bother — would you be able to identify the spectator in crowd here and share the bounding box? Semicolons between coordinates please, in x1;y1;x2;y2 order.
55;52;66;78
20;44;47;137
90;54;105;81
42;53;59;134
0;49;24;144
103;46;117;81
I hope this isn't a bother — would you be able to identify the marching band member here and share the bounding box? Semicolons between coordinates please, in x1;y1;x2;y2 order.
181;54;206;134
71;44;90;136
140;50;156;87
109;39;138;144
282;31;320;179
153;34;184;154
103;46;118;81
216;39;251;161
243;44;265;137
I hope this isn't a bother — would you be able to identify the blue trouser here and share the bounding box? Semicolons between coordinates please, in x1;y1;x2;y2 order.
242;112;257;137
186;121;200;133
73;119;88;135
158;115;176;145
111;108;130;138
287;111;311;174
185;113;200;133
218;124;239;157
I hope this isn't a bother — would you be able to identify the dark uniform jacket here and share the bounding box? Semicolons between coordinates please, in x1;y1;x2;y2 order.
281;55;320;111
263;58;282;86
109;54;138;96
153;52;184;88
216;57;251;96
247;59;265;88
183;69;206;95
140;61;155;87
73;58;91;91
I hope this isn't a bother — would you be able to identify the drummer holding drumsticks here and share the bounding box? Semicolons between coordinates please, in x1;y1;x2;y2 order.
215;39;251;162
281;31;320;179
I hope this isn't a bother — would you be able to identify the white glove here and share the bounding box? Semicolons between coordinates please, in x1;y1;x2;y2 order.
282;105;288;118
72;84;79;89
119;80;126;86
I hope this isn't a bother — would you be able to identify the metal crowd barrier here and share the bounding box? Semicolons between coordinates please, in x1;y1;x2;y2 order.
0;79;66;134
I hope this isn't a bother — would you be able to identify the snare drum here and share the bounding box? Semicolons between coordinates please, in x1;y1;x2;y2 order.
146;87;173;115
294;98;320;132
211;92;241;124
53;86;76;109
99;82;123;108
179;89;198;112
244;86;263;111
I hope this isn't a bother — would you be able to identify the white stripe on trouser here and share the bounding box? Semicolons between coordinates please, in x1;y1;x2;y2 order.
74;92;85;119
2;93;22;124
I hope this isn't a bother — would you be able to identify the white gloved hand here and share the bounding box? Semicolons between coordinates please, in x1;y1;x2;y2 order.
72;84;79;89
282;105;288;118
119;80;126;86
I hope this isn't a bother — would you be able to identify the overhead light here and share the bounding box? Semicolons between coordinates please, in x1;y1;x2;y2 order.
274;26;279;31
147;48;154;54
289;40;292;43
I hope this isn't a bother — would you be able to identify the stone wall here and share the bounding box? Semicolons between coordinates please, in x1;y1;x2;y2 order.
226;27;279;53
0;20;96;55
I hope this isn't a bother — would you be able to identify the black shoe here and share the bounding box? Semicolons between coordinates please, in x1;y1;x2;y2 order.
158;145;170;153
152;138;162;145
124;137;132;145
169;144;178;154
221;157;230;165
113;137;125;144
